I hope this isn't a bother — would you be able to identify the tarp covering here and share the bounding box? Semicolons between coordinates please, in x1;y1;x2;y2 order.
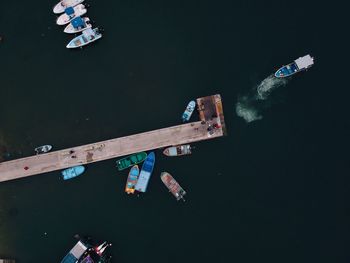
65;7;74;15
71;17;84;28
295;55;314;69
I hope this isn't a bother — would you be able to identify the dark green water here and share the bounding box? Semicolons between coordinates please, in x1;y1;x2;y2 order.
0;0;346;262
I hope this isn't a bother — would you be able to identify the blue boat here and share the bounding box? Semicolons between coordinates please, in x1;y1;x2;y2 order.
134;152;155;192
275;54;314;78
182;100;196;122
62;165;85;180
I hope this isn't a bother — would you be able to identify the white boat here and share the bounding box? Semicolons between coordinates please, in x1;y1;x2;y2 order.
66;28;102;48
53;0;84;14
182;100;196;122
163;145;192;157
64;17;91;34
56;4;87;26
34;145;52;154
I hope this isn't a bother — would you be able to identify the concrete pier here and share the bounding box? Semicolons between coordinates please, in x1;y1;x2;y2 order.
0;95;226;183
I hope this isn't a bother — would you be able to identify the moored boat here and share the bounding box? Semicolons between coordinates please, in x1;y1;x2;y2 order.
160;172;186;201
66;28;102;48
163;144;191;157
53;0;84;14
34;145;52;154
116;152;147;171
125;165;139;194
61;165;85;180
182;100;196;122
135;152;155;193
275;54;314;78
64;16;91;33
61;237;112;263
56;4;87;26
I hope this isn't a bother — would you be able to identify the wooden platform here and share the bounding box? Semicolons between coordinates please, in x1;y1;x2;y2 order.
0;94;226;183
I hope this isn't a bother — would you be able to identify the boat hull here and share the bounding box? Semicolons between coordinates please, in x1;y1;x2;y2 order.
35;145;52;154
61;165;85;180
182;100;196;122
135;152;155;192
56;4;87;25
116;152;147;171
275;55;314;78
274;63;299;78
160;172;186;201
53;0;84;14
163;145;191;156
66;28;102;48
64;17;91;33
125;165;139;194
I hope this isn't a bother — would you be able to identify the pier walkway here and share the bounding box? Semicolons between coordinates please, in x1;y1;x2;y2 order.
0;95;226;183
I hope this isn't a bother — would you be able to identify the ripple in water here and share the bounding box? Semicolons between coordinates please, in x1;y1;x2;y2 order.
236;75;288;123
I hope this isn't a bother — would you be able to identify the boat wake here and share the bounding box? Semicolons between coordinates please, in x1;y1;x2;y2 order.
235;74;288;123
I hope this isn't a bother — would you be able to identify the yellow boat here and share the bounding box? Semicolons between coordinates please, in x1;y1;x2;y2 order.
125;165;139;194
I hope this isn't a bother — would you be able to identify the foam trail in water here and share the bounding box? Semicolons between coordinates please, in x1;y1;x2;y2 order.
256;75;288;100
235;74;288;123
236;95;262;123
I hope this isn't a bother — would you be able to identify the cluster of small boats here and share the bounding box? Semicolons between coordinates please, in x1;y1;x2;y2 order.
33;100;196;197
61;236;112;263
114;100;196;199
53;0;102;48
34;144;86;180
116;145;190;200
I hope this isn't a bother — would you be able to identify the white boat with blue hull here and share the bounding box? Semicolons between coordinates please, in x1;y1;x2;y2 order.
135;152;155;192
64;16;91;34
275;54;314;78
182;100;196;122
66;28;102;48
53;0;84;14
56;4;87;26
62;165;85;180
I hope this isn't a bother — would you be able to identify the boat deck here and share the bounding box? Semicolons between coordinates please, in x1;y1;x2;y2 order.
0;94;226;183
197;94;227;135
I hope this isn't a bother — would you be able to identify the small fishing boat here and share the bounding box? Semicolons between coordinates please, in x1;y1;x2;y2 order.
56;4;87;26
135;152;155;193
275;54;314;78
125;165;139;194
34;145;52;154
64;16;91;33
163;144;191;157
182;100;196;122
53;0;84;14
160;172;186;201
116;152;147;171
61;165;85;180
66;28;102;48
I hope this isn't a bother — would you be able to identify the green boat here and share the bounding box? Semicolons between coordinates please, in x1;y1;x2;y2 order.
116;152;147;171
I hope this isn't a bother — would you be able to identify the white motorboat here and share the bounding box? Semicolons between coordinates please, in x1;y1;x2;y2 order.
56;4;87;26
34;145;52;154
53;0;84;14
64;17;91;34
66;28;102;48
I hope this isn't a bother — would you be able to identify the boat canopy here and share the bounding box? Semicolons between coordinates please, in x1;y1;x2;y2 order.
71;17;85;28
295;55;314;70
65;7;74;15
